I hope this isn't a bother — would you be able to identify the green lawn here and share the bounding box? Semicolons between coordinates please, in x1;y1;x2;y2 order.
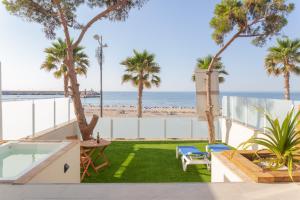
83;141;211;183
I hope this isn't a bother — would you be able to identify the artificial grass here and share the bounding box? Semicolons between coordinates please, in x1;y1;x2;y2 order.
83;141;211;183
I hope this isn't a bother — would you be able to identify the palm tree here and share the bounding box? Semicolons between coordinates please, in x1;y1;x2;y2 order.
192;55;228;83
41;38;89;97
265;38;300;100
121;50;161;118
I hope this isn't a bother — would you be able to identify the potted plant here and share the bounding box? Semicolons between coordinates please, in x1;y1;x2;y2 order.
239;109;300;179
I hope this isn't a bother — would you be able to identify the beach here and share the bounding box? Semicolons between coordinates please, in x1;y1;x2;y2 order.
84;105;197;117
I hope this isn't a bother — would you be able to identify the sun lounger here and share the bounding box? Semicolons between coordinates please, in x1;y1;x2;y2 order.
206;144;230;152
176;146;210;171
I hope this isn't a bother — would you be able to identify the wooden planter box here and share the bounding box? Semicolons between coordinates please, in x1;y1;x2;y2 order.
222;150;300;183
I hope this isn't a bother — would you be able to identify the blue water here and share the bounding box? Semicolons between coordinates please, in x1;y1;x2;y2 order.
2;92;300;108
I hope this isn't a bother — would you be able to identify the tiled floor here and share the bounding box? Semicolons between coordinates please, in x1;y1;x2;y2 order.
0;183;299;200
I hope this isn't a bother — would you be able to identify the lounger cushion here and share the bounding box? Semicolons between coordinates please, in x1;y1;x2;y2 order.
177;146;208;156
206;144;230;152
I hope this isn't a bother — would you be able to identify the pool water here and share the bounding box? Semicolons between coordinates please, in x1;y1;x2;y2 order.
0;142;68;180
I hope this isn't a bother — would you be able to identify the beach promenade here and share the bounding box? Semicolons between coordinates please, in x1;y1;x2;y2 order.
84;105;197;117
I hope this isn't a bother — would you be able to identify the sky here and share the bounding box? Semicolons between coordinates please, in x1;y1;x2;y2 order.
0;0;299;92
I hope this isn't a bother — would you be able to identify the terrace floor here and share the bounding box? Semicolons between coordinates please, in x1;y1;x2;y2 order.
83;141;210;183
2;183;300;200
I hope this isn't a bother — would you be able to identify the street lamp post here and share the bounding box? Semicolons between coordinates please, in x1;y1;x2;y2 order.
93;34;108;118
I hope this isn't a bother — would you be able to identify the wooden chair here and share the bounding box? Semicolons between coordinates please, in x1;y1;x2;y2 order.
80;147;98;181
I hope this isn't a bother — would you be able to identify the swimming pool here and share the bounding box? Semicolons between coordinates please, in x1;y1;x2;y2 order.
0;141;69;181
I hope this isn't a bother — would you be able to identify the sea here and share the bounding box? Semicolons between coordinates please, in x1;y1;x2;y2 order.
2;91;300;108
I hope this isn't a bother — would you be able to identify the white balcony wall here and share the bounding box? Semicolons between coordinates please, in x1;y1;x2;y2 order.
35;99;54;132
92;117;219;140
1;98;75;140
2;100;33;140
221;95;300;150
222;96;295;130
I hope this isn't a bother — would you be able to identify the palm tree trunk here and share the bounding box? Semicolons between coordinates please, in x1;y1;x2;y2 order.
284;72;291;100
57;2;98;140
205;70;216;144
67;57;98;140
204;31;242;144
63;74;69;97
137;79;143;118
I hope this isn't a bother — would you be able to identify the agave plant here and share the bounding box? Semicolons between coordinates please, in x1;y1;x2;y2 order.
239;109;300;179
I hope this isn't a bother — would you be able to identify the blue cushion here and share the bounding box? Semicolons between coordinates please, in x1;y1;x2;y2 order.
177;146;208;156
207;144;230;152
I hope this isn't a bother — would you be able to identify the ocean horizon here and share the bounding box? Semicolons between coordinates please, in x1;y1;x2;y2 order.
2;91;300;108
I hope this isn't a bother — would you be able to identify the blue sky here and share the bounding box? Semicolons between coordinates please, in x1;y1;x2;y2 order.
0;0;299;92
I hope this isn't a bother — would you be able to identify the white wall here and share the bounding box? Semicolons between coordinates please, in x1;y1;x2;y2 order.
28;142;80;184
211;153;251;183
221;118;257;150
33;120;79;141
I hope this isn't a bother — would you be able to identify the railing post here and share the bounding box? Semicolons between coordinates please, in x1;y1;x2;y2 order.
137;118;140;139
164;118;167;140
53;99;56;127
230;96;234;121
245;97;248;126
110;118;113;140
263;99;267;133
32;101;35;137
190;119;193;139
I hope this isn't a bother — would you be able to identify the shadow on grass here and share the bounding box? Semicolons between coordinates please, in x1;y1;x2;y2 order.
83;141;211;183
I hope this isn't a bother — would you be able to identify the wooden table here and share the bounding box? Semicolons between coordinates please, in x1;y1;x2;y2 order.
80;139;111;172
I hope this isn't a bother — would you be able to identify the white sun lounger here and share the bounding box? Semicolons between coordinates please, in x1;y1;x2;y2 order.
176;146;210;171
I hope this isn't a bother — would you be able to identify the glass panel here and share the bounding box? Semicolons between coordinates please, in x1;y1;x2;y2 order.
231;96;247;124
113;118;138;139
91;117;111;139
2;101;32;140
265;99;292;124
34;99;54;132
139;118;165;139
246;97;265;129
166;118;191;138
55;98;69;125
69;101;76;120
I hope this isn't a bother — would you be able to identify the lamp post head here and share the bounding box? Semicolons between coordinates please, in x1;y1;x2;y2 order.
103;44;108;48
93;34;100;41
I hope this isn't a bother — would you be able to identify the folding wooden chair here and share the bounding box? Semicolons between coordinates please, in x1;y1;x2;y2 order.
80;148;97;181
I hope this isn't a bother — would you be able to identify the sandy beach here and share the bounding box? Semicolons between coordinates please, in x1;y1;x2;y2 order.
84;105;196;117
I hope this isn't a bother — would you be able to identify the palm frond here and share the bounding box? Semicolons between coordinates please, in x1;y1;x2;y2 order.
42;38;89;79
194;55;228;83
120;49;161;89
